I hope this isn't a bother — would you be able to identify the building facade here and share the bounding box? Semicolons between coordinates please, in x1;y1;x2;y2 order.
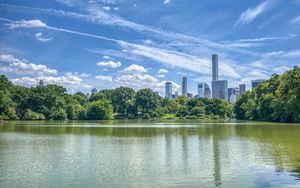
212;80;228;100
165;81;172;99
182;76;187;97
212;54;218;82
198;82;211;99
239;84;246;96
251;79;266;89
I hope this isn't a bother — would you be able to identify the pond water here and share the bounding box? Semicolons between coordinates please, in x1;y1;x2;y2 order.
1;120;300;188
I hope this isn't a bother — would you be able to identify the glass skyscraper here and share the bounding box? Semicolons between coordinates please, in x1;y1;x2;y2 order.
165;81;172;99
182;76;187;97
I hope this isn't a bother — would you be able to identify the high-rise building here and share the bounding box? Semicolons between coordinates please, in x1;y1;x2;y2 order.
198;83;211;99
165;81;172;99
182;76;187;97
38;79;44;87
212;80;228;100
187;93;193;99
204;83;212;99
174;91;179;99
91;88;98;95
252;79;266;89
239;84;246;96
228;87;239;103
212;54;218;82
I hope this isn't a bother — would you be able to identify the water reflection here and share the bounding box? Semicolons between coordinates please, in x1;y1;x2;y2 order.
1;120;300;187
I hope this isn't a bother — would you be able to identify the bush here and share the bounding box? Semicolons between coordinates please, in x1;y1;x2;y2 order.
24;109;45;120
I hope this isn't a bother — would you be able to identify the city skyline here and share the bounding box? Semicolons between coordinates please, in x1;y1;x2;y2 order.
0;0;300;95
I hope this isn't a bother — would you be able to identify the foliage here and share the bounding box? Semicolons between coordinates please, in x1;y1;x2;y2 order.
234;66;300;122
87;100;113;120
24;110;45;120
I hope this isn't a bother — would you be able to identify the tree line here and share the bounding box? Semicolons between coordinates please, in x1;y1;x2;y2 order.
234;66;300;123
0;75;233;120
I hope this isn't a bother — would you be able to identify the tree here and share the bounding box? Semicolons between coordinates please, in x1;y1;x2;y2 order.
111;87;135;118
24;110;45;120
87;100;113;120
176;105;189;117
134;88;161;118
190;106;205;117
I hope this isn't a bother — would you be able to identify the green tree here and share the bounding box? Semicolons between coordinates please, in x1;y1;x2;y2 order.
176;105;189;117
134;88;161;118
87;100;113;120
111;87;135;118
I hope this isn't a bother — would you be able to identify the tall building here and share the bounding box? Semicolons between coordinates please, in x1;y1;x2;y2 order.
165;81;172;99
212;54;218;82
91;88;98;95
252;79;266;89
38;79;44;87
187;93;193;99
212;80;228;100
182;76;187;97
228;87;239;103
239;84;246;96
198;83;211;99
174;91;179;99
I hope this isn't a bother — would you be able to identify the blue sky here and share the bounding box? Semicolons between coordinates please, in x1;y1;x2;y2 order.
0;0;300;95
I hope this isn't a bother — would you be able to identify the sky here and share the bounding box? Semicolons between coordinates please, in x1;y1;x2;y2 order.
0;0;300;95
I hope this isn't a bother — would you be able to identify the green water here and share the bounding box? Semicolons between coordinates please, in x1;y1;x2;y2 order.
1;120;300;188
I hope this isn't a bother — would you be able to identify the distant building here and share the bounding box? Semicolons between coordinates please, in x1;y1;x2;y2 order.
212;54;219;82
252;79;266;89
239;84;246;96
174;91;179;99
198;83;211;99
182;76;187;97
228;87;238;103
38;80;45;87
91;88;98;95
187;93;193;99
212;80;228;100
165;81;172;99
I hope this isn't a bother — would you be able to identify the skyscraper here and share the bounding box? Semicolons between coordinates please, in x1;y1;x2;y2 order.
38;79;44;87
239;84;246;96
182;76;187;97
228;87;238;103
165;81;172;99
91;88;98;95
198;83;211;99
212;80;228;100
251;79;266;89
212;54;218;82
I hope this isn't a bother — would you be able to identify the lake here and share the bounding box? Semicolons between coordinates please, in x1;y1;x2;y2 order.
1;120;300;188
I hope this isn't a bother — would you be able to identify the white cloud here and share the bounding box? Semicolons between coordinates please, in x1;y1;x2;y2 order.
0;54;57;76
235;0;275;26
115;73;179;95
95;75;113;82
121;64;148;73
291;15;300;24
102;55;110;59
11;74;89;88
158;69;169;74
156;74;165;78
102;6;111;11
97;60;121;68
4;19;47;29
163;0;171;4
35;32;52;42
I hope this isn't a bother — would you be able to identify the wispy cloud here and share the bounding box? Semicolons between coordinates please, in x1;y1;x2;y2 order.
235;0;276;27
35;32;52;42
163;0;171;5
262;49;300;58
95;75;113;82
291;15;300;24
